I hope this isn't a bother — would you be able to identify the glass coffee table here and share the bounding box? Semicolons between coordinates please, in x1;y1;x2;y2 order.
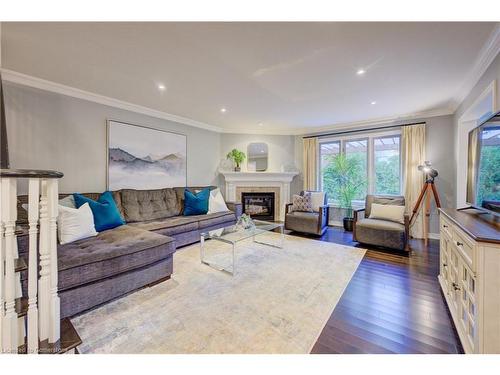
200;220;284;276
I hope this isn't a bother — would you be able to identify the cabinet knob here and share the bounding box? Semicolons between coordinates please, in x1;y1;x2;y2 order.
443;263;447;267
443;224;448;228
452;282;461;291
456;241;463;247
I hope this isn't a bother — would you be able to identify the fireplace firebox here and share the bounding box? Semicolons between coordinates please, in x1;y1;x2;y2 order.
241;192;275;221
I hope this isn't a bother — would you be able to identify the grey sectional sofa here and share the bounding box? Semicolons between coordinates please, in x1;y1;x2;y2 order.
16;186;241;318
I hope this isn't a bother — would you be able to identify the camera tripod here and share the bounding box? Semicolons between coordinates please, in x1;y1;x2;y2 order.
409;176;441;244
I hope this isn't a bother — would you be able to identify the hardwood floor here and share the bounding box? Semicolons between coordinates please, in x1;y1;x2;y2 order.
289;227;464;354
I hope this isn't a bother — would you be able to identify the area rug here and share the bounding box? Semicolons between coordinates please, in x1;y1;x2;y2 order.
71;233;366;353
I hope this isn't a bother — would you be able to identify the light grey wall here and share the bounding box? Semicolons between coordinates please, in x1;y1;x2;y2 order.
454;52;500;122
4;83;221;193
220;133;302;195
425;115;456;233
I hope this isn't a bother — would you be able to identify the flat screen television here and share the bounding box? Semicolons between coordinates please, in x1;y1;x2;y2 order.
466;111;500;216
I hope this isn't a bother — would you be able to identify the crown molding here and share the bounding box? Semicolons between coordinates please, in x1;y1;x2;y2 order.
0;69;224;133
451;23;500;111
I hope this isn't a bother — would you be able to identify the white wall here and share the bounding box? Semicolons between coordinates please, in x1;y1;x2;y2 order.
220;133;303;195
4;83;221;193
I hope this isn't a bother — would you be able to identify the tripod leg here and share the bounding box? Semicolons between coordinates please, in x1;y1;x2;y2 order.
424;185;431;246
431;183;441;208
410;182;428;224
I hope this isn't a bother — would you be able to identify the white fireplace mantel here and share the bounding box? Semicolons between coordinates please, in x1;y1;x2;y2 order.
219;170;299;221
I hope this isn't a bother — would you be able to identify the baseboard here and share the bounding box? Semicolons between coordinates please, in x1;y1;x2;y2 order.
428;233;440;240
328;221;343;227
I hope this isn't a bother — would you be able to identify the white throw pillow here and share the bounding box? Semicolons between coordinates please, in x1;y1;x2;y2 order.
309;191;325;212
369;203;405;224
57;203;98;245
22;195;76;214
207;188;229;214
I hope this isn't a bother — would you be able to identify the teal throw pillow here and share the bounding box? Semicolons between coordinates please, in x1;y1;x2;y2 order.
73;191;125;232
183;188;210;216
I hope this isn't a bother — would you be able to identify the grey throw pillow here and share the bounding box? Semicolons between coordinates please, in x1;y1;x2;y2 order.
292;193;313;212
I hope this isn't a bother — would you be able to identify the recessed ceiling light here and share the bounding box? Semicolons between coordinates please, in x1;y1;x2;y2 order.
371;101;377;105
258;123;264;126
220;108;227;113
157;83;166;91
356;69;366;76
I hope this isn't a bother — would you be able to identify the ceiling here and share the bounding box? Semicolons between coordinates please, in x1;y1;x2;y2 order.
1;22;498;134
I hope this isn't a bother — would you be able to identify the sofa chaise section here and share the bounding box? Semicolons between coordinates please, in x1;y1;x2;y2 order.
16;186;240;318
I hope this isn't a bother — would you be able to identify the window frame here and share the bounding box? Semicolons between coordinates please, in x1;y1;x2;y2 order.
318;129;402;205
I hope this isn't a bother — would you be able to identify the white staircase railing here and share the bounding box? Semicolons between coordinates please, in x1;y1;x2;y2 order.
0;169;63;354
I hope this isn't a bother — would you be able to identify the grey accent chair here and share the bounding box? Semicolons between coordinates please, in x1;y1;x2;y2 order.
353;195;410;252
285;191;329;236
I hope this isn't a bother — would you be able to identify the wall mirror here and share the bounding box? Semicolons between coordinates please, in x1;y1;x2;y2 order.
247;143;268;172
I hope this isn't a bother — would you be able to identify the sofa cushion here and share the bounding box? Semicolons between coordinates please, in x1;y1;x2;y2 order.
355;218;406;251
128;215;200;235
356;218;404;232
57;225;175;291
120;188;181;222
196;211;236;229
129;211;236;234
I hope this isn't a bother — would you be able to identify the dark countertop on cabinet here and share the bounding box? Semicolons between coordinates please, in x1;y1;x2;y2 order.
439;208;500;245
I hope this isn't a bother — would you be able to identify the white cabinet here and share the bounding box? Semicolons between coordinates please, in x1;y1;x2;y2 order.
438;209;500;354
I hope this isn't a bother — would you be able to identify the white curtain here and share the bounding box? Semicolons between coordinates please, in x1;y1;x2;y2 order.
302;138;318;191
402;123;426;238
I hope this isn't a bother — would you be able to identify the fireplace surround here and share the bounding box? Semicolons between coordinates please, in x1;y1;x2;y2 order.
242;192;275;221
219;171;298;221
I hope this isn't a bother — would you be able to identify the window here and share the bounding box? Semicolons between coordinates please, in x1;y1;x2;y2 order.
319;131;402;204
320;142;340;201
374;135;401;195
345;139;368;200
476;126;500;205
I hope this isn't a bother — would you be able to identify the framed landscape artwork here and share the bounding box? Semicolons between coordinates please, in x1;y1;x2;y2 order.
107;120;187;190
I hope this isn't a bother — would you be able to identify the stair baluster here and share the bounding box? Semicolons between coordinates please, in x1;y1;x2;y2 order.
1;169;65;354
27;178;40;353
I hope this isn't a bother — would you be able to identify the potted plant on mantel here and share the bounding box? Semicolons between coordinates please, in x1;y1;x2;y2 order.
226;149;246;172
322;153;364;231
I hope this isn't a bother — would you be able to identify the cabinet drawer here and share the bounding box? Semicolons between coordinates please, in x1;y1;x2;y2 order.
452;227;476;273
440;216;453;239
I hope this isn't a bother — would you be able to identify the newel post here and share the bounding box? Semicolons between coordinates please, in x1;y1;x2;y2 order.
47;179;60;343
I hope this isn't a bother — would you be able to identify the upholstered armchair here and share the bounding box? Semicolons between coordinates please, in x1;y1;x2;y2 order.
353;195;410;251
284;191;329;236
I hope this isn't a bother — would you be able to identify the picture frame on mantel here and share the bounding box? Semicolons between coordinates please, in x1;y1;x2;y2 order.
106;119;187;190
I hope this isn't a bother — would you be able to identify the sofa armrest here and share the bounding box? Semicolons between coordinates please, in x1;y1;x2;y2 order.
353;208;365;242
353;208;365;222
318;205;329;232
285;203;293;214
226;201;243;219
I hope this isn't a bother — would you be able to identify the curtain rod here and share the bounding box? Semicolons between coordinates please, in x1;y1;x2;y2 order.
302;121;426;139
